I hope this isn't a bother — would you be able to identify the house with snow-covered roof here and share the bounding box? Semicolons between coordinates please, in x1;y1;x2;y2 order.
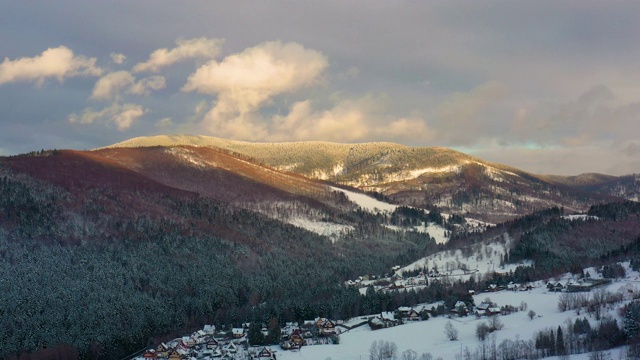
231;328;245;338
407;308;421;321
255;347;276;359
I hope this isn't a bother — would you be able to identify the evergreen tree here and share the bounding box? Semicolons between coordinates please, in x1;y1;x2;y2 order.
248;322;265;346
556;325;566;356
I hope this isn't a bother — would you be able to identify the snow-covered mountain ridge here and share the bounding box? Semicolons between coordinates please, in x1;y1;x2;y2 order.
102;135;628;222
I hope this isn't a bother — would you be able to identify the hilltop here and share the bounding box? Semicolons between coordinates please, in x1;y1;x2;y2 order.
104;135;623;222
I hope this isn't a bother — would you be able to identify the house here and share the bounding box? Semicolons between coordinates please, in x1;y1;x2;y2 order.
475;302;493;317
256;347;276;359
369;312;401;330
368;316;387;330
232;328;245;338
223;342;237;354
397;306;411;314
451;301;469;316
289;330;304;347
143;349;157;359
180;336;195;348
487;307;501;316
320;319;336;336
518;283;533;291
203;325;216;335
156;343;170;358
407;309;421;321
167;350;182;360
206;338;219;350
548;282;564;292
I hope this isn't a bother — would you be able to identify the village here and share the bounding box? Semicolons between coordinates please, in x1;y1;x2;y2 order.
132;276;551;360
132;261;624;360
133;316;344;360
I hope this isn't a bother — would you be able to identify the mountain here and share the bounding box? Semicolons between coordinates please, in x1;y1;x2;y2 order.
105;135;623;222
0;149;441;359
1;139;638;359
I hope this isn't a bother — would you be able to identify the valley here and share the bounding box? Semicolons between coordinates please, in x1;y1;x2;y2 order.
0;138;639;360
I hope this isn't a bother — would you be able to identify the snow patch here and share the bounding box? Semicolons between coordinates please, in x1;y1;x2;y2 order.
330;186;398;213
287;216;353;242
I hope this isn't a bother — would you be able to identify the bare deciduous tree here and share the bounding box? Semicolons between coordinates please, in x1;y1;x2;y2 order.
445;321;459;341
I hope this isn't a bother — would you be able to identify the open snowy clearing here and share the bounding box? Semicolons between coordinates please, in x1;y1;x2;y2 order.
330;186;452;244
399;236;531;282
330;186;399;213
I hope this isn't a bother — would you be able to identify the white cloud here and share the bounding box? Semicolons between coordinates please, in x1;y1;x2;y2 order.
113;106;145;130
270;97;433;143
68;103;145;131
375;118;435;142
90;71;135;101
133;37;224;73
129;75;166;96
91;72;166;101
183;41;328;137
156;117;174;128
272;100;368;142
0;46;102;86
110;52;126;64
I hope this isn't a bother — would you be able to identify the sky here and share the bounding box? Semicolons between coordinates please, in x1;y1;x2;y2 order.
1;1;639;176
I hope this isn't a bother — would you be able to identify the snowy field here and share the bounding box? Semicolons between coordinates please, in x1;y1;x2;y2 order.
276;265;640;360
398;235;531;282
330;186;399;213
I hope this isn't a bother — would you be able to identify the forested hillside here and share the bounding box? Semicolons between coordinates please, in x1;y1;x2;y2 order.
0;151;436;359
1;149;638;360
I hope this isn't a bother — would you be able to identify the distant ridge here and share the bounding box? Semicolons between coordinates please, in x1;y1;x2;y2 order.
101;134;624;222
101;134;518;179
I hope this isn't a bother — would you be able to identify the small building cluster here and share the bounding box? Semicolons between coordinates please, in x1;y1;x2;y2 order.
547;278;611;292
136;325;276;360
280;318;340;350
368;306;429;330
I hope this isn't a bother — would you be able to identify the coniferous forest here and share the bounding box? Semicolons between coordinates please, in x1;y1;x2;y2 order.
1;151;640;360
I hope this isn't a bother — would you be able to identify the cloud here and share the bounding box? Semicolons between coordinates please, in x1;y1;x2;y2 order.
129;75;166;96
269;97;434;143
113;106;145;130
133;37;224;73
183;41;328;138
271;100;368;142
510;85;640;148
68;103;145;131
155;117;174;128
375;118;435;142
90;71;135;101
110;52;126;65
0;46;102;86
433;81;509;145
91;71;166;101
622;142;640;157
